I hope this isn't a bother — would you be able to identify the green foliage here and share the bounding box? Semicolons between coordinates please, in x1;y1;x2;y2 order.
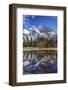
23;37;57;48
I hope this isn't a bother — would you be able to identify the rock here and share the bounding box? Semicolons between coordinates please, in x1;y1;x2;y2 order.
23;58;57;74
29;58;38;65
23;61;30;67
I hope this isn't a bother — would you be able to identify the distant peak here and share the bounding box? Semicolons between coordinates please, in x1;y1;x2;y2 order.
23;29;29;34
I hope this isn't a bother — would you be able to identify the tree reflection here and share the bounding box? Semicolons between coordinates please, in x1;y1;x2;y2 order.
23;50;57;74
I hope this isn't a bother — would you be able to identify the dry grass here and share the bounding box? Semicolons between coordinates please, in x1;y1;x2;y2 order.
23;47;57;51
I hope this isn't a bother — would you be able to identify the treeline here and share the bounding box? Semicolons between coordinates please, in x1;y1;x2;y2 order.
23;26;57;48
23;36;57;48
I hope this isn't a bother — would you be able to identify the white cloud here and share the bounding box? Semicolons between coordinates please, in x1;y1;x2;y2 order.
38;25;43;29
23;16;29;23
23;15;30;28
31;16;36;19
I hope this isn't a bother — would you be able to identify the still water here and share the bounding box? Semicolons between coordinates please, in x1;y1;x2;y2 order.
23;50;57;74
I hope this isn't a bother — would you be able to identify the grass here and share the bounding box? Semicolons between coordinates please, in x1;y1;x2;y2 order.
23;47;57;51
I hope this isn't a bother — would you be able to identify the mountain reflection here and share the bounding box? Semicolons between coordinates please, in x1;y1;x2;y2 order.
23;50;57;74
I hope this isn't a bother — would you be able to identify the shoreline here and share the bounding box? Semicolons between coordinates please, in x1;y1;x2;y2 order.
23;47;57;51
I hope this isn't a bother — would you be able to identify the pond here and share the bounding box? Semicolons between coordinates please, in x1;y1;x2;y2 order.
23;50;57;74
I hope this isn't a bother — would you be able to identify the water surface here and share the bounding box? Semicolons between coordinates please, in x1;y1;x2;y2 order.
23;50;57;74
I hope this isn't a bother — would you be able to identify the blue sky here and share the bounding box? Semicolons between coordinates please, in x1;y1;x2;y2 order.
23;15;57;33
